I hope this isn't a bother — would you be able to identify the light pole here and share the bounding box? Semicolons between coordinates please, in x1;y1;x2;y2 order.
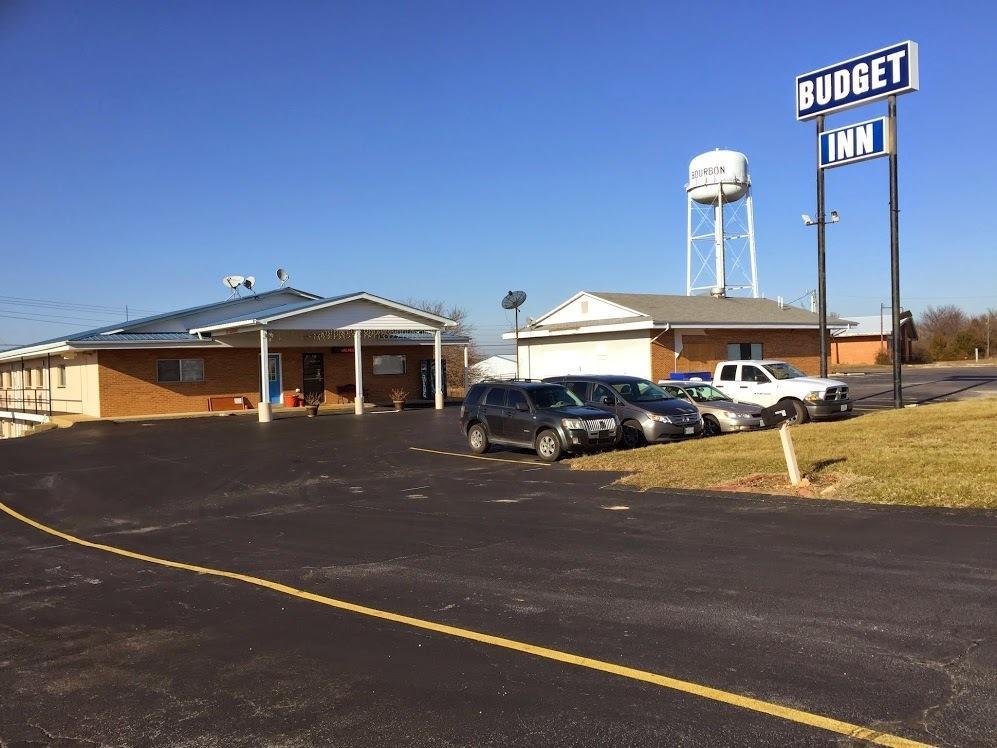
801;209;839;378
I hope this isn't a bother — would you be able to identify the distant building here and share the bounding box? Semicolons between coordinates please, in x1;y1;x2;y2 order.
0;288;467;438
468;355;518;382
830;311;918;365
502;291;853;381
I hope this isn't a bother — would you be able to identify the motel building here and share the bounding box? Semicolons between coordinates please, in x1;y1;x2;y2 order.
504;291;853;381
0;287;466;438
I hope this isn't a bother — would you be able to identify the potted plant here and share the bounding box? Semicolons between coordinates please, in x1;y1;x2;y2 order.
304;391;322;417
390;388;408;412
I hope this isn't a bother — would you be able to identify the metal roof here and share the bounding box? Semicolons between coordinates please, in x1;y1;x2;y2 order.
69;332;207;343
831;311;917;338
12;287;320;349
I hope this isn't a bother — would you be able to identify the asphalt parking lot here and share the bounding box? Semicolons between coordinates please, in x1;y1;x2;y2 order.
842;364;997;411
1;409;995;746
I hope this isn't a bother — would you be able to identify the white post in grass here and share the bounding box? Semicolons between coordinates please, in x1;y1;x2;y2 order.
354;329;364;415
258;328;272;423
779;421;801;486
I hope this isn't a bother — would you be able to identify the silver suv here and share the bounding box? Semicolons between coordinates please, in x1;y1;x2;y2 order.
543;375;702;448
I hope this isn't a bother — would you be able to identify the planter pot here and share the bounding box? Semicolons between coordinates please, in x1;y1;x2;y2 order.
306;405;319;417
393;400;405;412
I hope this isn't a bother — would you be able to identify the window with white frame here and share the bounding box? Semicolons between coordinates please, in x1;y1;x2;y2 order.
157;358;205;383
1;371;9;389
56;365;67;388
30;367;42;389
372;354;406;375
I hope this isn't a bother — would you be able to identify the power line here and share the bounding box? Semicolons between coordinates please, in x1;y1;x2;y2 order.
0;312;120;326
0;295;159;315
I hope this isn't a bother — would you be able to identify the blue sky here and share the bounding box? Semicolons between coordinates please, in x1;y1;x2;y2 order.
2;1;995;352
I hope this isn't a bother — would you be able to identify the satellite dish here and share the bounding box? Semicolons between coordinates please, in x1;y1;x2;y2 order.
276;268;289;287
243;276;256;290
502;290;527;310
223;275;245;289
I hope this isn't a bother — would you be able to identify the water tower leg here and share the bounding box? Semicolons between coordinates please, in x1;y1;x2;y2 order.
714;192;726;293
686;195;693;296
746;189;759;298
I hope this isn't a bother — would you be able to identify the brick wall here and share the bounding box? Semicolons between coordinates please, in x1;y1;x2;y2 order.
831;336;886;365
96;345;449;417
652;329;831;381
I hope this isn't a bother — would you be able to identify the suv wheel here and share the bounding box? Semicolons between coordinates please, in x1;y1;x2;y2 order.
535;429;562;462
467;424;490;454
621;421;646;449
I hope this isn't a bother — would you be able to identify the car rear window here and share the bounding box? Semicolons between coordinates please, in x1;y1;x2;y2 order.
485;387;507;406
464;384;487;406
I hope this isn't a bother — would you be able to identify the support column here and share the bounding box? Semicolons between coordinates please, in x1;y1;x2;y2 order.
354;329;364;415
434;329;443;409
258;328;272;423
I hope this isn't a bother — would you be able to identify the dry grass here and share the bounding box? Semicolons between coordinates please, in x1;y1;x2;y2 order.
570;398;997;509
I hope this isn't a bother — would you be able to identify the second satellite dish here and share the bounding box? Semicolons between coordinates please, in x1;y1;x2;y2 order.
502;290;527;310
276;268;289;287
243;276;256;290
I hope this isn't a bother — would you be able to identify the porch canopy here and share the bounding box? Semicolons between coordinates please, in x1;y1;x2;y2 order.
190;292;457;422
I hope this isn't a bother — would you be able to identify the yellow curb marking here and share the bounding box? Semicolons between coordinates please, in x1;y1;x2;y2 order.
0;501;932;748
408;446;548;466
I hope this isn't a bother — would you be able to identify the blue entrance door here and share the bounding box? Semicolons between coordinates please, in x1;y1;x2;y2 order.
267;354;282;404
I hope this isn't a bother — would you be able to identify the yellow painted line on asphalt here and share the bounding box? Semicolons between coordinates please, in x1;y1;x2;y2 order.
0;500;932;748
408;446;548;466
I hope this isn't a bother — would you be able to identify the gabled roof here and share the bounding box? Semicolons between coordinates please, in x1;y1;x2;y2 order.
0;287;463;362
587;292;853;327
189;291;457;333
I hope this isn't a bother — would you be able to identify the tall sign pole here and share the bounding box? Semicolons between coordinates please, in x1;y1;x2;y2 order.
816;114;828;378
796;41;917;403
888;95;903;407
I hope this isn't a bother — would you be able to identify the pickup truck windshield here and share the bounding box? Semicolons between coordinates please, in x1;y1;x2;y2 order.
611;380;674;402
531;386;583;409
763;362;806;380
684;384;731;403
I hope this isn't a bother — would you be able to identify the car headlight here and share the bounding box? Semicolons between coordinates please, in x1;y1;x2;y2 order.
803;391;822;403
647;413;671;423
562;418;585;430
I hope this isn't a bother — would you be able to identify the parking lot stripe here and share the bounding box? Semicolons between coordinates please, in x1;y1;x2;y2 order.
0;500;931;748
408;447;548;466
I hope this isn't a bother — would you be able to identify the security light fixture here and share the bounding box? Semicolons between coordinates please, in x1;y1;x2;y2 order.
802;214;814;225
830;210;840;223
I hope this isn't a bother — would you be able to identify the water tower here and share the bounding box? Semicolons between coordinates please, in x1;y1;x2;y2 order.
685;149;759;297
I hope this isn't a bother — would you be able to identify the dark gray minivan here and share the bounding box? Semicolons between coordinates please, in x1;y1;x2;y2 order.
543;375;703;448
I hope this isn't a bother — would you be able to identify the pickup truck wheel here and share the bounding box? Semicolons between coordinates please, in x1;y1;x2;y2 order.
467;424;490;454
702;415;722;437
535;429;563;462
783;399;810;424
621;421;646;449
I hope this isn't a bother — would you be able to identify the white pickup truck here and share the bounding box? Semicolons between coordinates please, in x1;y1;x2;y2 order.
711;359;853;422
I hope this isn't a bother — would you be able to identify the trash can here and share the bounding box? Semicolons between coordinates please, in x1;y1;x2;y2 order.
283;392;301;407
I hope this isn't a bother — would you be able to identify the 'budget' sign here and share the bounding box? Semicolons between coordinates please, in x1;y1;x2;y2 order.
796;41;918;120
819;117;889;169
